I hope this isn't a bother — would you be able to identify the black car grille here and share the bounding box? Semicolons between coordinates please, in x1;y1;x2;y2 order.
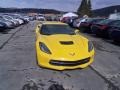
49;57;90;66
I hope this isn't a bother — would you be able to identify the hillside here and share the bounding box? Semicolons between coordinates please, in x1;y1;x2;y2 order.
1;5;120;17
0;8;63;14
93;5;120;17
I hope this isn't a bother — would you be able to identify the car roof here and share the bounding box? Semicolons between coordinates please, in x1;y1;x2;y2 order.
41;21;67;25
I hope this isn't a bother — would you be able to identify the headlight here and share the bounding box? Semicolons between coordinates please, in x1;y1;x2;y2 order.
39;42;51;54
88;41;94;52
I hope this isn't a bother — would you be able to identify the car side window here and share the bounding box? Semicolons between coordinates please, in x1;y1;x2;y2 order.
38;24;42;33
40;25;50;35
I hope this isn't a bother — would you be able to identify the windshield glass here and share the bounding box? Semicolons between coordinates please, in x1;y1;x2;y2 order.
86;18;94;22
0;16;6;21
93;19;104;23
41;24;75;35
4;16;12;20
111;20;120;27
97;19;114;24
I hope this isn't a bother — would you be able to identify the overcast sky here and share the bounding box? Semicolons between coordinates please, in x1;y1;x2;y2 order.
0;0;120;11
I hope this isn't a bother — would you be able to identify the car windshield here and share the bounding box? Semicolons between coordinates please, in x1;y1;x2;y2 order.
4;16;12;20
97;19;114;24
111;20;120;27
40;24;75;35
94;19;104;22
0;16;6;21
86;18;94;22
0;19;6;22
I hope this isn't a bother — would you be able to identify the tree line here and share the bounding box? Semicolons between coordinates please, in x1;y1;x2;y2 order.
0;8;62;14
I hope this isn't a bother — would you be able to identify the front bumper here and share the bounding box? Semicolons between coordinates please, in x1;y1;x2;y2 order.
36;45;94;70
49;57;90;66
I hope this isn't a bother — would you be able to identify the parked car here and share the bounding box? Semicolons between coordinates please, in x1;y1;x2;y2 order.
61;17;77;27
9;15;24;25
80;18;105;33
28;16;34;21
35;21;95;70
61;17;70;23
73;18;87;28
23;16;30;22
2;15;19;26
0;21;7;31
0;20;14;29
36;16;46;21
91;19;119;37
108;20;120;42
12;14;29;24
45;16;53;21
109;13;120;20
0;16;15;28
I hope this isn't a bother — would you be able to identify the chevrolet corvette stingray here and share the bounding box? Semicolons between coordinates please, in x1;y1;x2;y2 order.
35;21;95;70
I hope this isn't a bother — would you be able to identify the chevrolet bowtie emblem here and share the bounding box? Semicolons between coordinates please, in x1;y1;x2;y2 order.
69;53;75;56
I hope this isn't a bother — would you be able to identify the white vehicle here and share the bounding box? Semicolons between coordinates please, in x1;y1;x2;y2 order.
73;18;87;28
9;15;24;25
15;18;23;25
0;19;14;29
2;15;19;26
6;15;24;25
36;16;46;21
23;16;30;22
109;13;120;20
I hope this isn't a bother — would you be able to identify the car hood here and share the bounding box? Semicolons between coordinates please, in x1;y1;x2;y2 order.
38;34;89;60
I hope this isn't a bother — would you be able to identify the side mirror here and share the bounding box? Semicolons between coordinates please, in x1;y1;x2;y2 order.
75;29;80;34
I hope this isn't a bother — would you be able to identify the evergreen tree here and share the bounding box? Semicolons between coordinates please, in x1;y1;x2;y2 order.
87;0;92;16
77;0;92;17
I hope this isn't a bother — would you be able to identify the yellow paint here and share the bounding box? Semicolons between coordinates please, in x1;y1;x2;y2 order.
35;21;95;70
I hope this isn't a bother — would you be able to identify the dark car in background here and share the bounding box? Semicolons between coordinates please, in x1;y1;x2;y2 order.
0;21;7;31
79;18;105;33
91;19;119;37
108;20;120;42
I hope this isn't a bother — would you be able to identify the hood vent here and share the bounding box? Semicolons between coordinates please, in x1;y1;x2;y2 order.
60;41;74;45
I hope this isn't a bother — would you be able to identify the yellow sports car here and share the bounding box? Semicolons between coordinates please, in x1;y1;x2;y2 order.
35;21;94;70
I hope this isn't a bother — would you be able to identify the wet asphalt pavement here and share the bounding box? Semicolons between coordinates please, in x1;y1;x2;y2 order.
0;21;120;90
